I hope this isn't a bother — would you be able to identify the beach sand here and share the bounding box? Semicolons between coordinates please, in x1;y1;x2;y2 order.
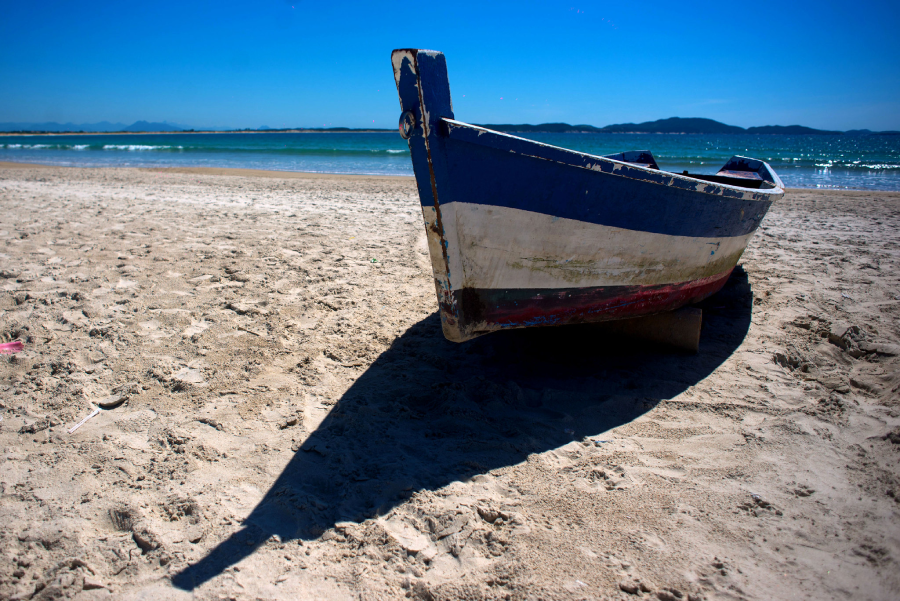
1;163;898;600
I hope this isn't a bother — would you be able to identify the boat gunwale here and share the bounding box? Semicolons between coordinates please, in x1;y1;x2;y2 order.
441;118;785;200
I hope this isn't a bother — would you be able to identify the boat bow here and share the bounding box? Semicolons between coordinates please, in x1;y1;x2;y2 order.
391;48;783;342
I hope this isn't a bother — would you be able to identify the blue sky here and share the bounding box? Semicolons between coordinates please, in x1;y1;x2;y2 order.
1;0;898;130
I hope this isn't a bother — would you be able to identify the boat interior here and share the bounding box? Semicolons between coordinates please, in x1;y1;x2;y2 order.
673;171;771;189
608;150;775;189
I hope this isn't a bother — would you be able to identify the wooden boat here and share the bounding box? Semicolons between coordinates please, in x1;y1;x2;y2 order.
391;49;784;343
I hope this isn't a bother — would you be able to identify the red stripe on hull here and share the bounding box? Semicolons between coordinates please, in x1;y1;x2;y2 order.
458;270;733;332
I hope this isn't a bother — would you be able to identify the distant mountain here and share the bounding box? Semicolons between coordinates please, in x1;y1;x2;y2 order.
474;122;604;133
745;124;841;135
600;117;745;134
476;117;857;135
0;121;127;132
0;120;186;133
0;118;894;135
231;126;393;133
843;129;900;135
120;121;184;132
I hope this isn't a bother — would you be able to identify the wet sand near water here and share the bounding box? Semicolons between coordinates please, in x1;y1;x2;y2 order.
1;163;898;600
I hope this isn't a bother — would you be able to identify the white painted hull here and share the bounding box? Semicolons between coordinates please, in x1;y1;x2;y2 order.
427;203;752;291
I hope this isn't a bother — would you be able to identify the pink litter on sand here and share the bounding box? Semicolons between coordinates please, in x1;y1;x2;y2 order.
0;341;24;354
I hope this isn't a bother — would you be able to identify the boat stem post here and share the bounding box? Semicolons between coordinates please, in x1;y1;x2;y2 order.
597;306;703;353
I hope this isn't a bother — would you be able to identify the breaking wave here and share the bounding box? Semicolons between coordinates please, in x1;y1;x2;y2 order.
0;142;182;151
101;144;182;151
0;142;408;156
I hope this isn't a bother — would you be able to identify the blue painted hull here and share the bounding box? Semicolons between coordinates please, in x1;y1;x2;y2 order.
391;49;784;342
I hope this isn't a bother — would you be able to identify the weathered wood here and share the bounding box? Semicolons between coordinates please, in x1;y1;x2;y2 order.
597;306;703;353
392;48;782;343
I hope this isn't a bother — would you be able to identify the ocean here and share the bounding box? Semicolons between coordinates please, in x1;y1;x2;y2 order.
2;131;899;191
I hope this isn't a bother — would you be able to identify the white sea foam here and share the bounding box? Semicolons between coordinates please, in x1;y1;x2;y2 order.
103;144;170;150
813;161;899;170
3;142;182;151
386;149;407;154
102;144;183;151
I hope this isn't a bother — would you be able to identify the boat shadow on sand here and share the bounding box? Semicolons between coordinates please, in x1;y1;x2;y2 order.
172;266;754;590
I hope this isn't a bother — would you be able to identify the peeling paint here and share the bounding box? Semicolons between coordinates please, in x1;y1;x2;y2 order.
391;48;783;343
444;119;783;202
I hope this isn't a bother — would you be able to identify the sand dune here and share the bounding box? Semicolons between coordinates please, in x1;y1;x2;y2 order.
1;164;898;600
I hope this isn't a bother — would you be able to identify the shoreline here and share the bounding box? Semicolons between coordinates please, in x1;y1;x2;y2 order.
0;129;396;137
3;160;898;194
0;161;414;182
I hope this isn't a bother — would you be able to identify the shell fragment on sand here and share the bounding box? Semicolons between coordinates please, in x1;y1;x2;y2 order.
68;408;101;434
0;340;24;354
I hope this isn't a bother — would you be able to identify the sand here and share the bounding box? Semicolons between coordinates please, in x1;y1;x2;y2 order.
0;162;898;600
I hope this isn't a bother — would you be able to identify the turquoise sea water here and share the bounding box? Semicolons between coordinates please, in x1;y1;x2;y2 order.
2;131;898;190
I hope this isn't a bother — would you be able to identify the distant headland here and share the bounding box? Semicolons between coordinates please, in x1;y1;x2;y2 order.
473;118;899;136
0;117;897;135
0;121;393;135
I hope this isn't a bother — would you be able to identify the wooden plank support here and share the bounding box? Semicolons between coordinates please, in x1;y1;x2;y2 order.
595;306;703;353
